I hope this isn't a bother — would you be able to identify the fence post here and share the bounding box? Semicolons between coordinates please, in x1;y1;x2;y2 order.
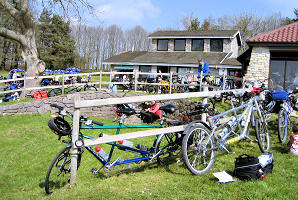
23;73;27;98
99;70;102;90
70;95;81;185
199;71;203;92
242;77;246;89
222;74;226;91
62;74;65;95
201;86;208;122
134;71;137;92
169;72;173;94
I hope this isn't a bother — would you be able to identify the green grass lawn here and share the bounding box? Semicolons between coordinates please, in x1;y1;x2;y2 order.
0;112;297;200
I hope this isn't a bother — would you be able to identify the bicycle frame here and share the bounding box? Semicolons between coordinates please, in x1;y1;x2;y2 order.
78;114;173;170
207;96;263;152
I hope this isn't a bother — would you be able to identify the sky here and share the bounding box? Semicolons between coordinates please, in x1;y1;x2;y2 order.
85;0;297;31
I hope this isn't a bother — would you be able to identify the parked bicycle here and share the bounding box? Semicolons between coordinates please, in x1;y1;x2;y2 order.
45;103;182;194
47;81;97;97
181;88;270;175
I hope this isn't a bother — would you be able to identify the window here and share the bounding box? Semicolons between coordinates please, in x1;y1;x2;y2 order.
174;39;186;51
139;66;152;80
210;39;223;52
157;40;168;51
270;60;298;90
192;39;204;51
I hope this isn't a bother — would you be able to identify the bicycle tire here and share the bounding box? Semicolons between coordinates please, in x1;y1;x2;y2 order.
278;108;289;143
84;85;97;92
254;118;271;153
182;123;215;175
155;133;181;166
48;88;62;97
45;145;81;194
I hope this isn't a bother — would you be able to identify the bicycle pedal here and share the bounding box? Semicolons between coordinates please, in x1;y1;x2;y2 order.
91;168;98;175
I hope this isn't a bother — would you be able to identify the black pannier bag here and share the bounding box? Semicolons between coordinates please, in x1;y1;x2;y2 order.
233;154;262;180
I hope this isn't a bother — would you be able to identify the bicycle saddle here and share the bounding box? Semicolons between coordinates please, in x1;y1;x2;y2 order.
195;104;210;110
116;108;136;115
160;104;176;114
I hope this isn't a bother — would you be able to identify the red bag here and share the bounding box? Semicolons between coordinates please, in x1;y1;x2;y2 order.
33;91;48;99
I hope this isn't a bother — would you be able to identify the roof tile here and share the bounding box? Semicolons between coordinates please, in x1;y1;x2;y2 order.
247;21;298;43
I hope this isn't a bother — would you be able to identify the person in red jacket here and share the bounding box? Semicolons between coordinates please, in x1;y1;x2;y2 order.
141;101;162;123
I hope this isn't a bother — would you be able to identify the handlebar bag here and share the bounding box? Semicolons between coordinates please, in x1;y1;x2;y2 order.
233;154;262;180
272;90;289;101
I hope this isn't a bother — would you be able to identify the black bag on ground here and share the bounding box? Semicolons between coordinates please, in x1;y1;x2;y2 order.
233;154;262;180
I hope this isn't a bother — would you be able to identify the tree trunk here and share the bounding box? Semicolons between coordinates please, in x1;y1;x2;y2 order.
21;28;44;94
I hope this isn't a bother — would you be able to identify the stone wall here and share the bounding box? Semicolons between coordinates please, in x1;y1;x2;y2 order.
0;92;136;116
0;91;205;120
246;47;270;82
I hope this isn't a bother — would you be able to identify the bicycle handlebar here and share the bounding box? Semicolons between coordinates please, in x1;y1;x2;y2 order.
50;103;64;110
91;120;104;126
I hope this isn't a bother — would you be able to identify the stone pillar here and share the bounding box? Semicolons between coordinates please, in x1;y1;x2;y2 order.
223;39;231;53
168;39;174;52
186;39;192;52
246;47;270;82
151;39;157;52
204;39;210;52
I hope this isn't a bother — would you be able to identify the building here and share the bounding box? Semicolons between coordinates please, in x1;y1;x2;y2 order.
103;30;243;78
238;21;298;90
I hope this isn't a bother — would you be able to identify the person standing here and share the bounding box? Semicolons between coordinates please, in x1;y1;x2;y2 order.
197;59;210;77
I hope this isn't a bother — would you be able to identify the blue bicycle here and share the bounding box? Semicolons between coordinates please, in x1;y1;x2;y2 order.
45;103;182;194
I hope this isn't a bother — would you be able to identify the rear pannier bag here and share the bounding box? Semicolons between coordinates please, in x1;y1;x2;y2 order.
233;154;262;180
272;90;289;101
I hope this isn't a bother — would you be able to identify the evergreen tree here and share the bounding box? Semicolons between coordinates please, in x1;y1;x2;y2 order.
37;11;76;70
188;18;200;31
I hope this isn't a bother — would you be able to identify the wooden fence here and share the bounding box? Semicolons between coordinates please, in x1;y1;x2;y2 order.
69;88;249;184
0;71;244;97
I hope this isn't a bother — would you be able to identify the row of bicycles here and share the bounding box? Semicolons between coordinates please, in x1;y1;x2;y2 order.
44;84;297;194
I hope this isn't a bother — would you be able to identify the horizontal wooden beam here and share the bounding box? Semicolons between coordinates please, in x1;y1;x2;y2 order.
75;89;248;108
83;125;185;146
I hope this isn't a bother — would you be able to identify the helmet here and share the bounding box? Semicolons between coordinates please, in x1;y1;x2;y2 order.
48;117;71;136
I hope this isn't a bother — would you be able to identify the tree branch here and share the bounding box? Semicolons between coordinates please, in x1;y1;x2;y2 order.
0;0;19;19
0;27;26;46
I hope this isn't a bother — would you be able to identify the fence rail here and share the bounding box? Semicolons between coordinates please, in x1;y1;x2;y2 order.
69;88;249;184
0;71;245;97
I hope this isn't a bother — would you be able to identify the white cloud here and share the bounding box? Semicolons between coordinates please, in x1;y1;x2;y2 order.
94;0;161;25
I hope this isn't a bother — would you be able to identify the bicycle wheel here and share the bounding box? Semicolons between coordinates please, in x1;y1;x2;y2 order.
84;85;97;92
182;123;215;175
45;145;81;194
155;133;181;166
278;108;289;143
48;88;62;97
254;117;271;153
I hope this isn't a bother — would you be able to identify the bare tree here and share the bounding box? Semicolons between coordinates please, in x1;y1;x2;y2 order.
0;0;93;88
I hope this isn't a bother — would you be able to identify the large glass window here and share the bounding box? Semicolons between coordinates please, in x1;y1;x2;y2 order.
192;39;204;51
174;39;186;51
270;60;298;90
139;66;152;80
210;39;223;52
157;40;168;51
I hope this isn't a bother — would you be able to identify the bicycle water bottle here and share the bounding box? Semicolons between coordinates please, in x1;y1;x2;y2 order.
95;146;109;160
118;140;134;148
135;144;149;151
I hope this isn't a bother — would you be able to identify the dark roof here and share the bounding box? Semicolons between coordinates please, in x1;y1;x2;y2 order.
103;51;240;66
149;30;239;38
247;21;298;44
221;58;242;66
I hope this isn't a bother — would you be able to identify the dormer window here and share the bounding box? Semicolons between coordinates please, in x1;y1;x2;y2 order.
157;39;168;51
192;39;204;51
174;39;186;51
210;39;223;52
